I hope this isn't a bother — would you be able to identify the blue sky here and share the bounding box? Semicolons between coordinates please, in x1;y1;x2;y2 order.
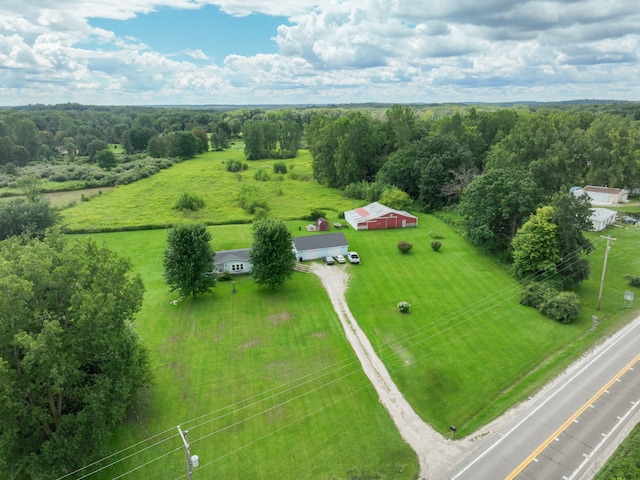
0;1;639;106
90;6;288;62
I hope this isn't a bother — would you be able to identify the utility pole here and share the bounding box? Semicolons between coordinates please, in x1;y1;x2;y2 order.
597;235;616;310
177;426;193;480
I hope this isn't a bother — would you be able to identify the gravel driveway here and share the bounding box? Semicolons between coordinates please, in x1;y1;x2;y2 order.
310;263;474;479
310;262;640;480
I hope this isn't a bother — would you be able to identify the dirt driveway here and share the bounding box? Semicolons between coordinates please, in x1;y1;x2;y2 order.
310;263;474;479
311;263;640;480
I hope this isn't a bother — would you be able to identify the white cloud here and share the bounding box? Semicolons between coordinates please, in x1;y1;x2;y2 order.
0;0;639;105
184;48;209;60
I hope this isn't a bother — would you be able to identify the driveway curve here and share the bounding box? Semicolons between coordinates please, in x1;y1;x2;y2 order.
310;263;640;480
310;264;471;479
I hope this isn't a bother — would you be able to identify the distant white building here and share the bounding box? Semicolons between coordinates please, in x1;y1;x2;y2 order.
589;208;617;231
573;186;628;205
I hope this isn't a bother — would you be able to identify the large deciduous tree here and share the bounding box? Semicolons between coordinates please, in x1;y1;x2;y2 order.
511;206;560;282
0;197;60;241
459;168;543;255
512;192;593;288
249;219;296;289
163;223;217;298
549;191;594;287
0;231;150;479
306;111;385;189
377;134;473;209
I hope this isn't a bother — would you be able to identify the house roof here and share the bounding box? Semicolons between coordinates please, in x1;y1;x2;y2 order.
215;248;250;264
583;185;628;195
590;208;617;222
294;232;348;251
344;202;417;224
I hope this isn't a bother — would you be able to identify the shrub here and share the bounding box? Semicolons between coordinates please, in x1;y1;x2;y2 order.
380;187;412;211
626;275;640;288
397;301;411;313
238;185;268;214
273;161;287;174
305;209;327;221
397;241;413;254
175;192;205;211
226;159;244;172
540;291;580;324
520;282;557;309
431;241;442;251
254;169;270;181
253;207;268;220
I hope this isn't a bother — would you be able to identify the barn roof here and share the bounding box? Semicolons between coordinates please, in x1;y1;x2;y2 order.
293;232;348;251
215;248;250;264
344;202;417;224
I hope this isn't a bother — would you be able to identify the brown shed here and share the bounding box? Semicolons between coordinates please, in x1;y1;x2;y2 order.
315;217;330;231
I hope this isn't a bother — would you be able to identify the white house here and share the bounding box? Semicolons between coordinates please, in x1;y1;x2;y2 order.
214;248;253;274
344;202;418;230
573;186;629;205
589;208;617;232
293;232;349;261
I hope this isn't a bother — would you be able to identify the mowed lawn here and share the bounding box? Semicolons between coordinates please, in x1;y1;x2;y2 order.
343;218;640;435
62;144;358;231
81;229;419;480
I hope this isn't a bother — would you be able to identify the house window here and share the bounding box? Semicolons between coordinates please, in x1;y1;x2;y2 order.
231;263;244;272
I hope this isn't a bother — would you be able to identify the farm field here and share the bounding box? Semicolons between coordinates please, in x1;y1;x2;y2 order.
61;143;358;232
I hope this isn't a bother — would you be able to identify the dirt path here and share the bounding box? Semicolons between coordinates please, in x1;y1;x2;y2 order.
310;264;474;479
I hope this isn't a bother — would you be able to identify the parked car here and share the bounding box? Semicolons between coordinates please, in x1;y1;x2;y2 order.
347;251;360;264
334;254;346;264
322;256;335;265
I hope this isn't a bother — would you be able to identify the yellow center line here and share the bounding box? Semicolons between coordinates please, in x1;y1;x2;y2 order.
505;353;640;480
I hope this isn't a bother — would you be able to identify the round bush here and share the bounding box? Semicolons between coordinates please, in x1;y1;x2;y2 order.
397;301;411;313
540;291;580;324
397;241;413;254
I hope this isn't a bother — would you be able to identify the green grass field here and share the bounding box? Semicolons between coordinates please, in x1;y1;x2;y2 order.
57;148;640;478
61;144;357;231
81;229;418;480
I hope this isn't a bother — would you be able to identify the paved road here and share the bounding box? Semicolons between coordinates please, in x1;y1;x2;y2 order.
447;317;640;480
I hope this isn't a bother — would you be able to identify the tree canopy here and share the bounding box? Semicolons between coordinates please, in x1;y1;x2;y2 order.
249;219;296;289
163;223;217;298
0;197;61;241
511;206;560;282
0;231;150;479
459;168;544;255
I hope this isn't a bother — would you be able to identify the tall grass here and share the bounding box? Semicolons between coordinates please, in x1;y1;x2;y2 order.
62;146;357;232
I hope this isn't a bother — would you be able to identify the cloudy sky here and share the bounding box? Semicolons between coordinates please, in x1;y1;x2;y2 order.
1;0;639;106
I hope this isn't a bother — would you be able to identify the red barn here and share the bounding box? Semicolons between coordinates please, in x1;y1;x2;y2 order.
344;202;418;230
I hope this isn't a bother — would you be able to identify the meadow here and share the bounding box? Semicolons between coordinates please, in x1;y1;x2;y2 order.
56;147;640;478
61;144;357;232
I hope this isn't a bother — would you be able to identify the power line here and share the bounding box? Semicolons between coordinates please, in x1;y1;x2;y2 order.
61;235;609;478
